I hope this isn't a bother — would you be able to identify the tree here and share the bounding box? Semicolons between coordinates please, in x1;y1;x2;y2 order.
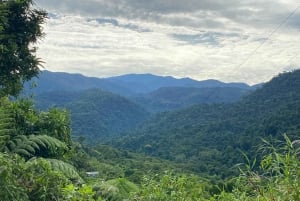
0;0;47;97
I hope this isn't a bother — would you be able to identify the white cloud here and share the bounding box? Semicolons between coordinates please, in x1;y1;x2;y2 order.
35;1;300;84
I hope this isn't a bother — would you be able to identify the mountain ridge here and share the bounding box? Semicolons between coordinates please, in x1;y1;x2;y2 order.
26;70;255;96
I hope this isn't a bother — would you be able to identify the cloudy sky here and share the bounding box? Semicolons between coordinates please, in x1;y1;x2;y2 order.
34;0;300;84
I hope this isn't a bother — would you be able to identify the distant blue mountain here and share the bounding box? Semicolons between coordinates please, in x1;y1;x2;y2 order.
25;70;254;96
104;73;252;93
25;71;134;96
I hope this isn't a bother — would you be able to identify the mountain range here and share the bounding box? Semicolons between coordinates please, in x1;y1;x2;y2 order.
27;70;255;96
26;71;257;140
28;70;256;112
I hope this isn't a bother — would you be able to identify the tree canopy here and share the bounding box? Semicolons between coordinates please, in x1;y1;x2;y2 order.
0;0;47;97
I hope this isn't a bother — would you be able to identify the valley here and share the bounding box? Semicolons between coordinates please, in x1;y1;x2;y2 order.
28;70;300;181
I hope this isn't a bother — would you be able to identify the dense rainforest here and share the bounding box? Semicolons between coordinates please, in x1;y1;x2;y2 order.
114;70;300;180
1;0;300;200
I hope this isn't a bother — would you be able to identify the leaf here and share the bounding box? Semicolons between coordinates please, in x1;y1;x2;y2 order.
49;159;82;181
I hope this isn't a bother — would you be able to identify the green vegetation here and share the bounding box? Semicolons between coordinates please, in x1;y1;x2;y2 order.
1;0;300;200
131;136;300;201
115;70;300;180
2;120;300;201
68;89;150;141
0;0;46;97
34;89;150;142
0;98;88;200
133;86;250;112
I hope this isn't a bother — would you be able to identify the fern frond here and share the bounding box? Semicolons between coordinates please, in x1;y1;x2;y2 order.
14;148;32;157
46;159;83;181
0;99;69;159
29;135;47;148
26;158;83;182
30;135;67;151
0;106;15;150
7;140;17;151
27;140;40;150
18;144;36;154
3;134;67;158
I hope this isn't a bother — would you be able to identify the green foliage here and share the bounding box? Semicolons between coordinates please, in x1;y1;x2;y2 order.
132;172;208;201
38;108;72;145
0;98;89;200
0;153;29;201
0;98;69;158
0;99;16;148
10;98;72;145
29;158;83;182
70;143;179;184
22;157;70;201
3;134;67;158
93;178;139;200
214;135;300;201
0;153;82;201
63;184;96;201
3;135;299;201
0;0;47;97
128;136;300;201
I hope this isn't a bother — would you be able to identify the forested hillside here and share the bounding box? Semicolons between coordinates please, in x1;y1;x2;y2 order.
35;89;150;142
114;70;300;180
68;89;150;141
133;86;250;112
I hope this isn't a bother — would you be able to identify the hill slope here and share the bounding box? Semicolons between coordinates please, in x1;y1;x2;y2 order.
35;89;150;142
133;86;250;112
114;70;300;179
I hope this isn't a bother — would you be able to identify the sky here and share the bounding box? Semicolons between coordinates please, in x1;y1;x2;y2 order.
34;0;300;85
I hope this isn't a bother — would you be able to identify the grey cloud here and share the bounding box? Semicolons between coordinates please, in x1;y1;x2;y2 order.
92;18;119;26
36;0;297;30
171;32;241;46
286;13;300;29
89;18;151;32
171;33;219;45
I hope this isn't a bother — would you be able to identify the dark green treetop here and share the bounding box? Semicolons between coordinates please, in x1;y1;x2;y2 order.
0;0;47;97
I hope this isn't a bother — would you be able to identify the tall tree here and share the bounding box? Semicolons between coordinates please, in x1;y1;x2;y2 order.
0;0;47;97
